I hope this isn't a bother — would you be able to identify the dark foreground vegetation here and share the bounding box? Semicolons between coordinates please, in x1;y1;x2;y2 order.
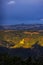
0;53;43;65
0;41;43;65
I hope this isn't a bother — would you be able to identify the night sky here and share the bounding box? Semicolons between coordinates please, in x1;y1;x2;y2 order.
0;0;43;25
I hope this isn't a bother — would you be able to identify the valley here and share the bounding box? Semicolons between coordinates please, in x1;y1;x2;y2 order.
0;30;43;48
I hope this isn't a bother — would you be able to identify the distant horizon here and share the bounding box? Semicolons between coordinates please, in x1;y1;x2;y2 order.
0;20;43;25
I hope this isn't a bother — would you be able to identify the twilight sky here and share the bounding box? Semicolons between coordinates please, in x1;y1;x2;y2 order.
0;0;43;25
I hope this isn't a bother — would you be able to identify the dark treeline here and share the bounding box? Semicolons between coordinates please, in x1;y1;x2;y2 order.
0;53;43;65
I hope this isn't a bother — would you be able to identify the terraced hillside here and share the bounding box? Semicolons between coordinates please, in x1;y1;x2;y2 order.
0;30;43;48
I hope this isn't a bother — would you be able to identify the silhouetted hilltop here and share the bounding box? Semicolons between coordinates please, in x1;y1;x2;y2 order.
31;41;43;57
0;42;43;58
